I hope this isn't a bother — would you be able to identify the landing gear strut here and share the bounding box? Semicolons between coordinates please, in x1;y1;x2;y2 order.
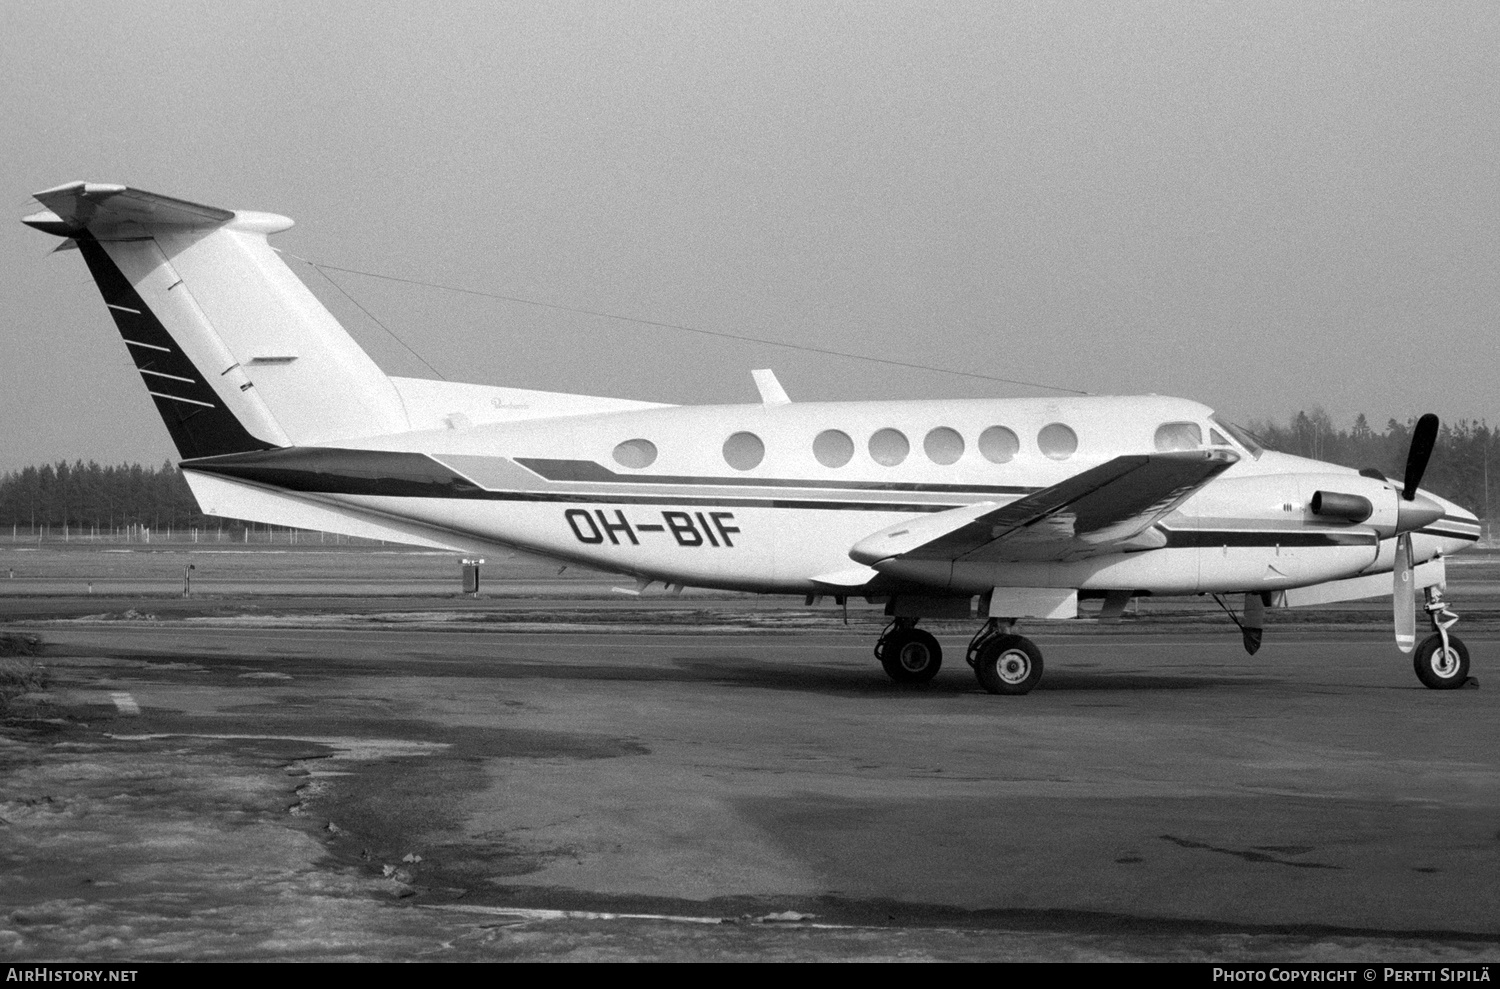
1414;586;1470;690
873;615;1047;693
875;618;943;683
966;618;1044;695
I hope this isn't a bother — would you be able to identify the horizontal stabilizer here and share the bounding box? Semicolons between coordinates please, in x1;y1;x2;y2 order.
26;182;235;235
183;470;487;553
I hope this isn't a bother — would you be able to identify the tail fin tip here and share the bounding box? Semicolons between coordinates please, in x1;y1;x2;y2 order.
27;181;235;236
26;180;410;456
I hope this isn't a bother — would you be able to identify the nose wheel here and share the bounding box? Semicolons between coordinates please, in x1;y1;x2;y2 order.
1414;634;1469;689
1414;586;1472;690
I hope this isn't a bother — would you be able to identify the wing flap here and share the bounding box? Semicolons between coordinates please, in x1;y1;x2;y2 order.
809;565;883;588
851;450;1237;567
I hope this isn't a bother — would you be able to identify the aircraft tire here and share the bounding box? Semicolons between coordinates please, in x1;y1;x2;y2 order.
880;628;943;684
1413;633;1470;690
974;635;1043;695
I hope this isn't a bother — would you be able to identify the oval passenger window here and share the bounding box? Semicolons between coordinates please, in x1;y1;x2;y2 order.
923;427;965;465
813;429;854;468
978;426;1020;464
868;428;910;467
722;431;765;471
612;438;657;469
1037;423;1078;461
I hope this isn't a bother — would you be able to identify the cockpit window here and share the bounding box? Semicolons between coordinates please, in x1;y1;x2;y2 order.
1154;422;1202;452
1209;428;1230;447
1209;415;1265;459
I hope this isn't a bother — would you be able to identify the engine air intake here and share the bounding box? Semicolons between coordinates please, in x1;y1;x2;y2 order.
1310;490;1373;524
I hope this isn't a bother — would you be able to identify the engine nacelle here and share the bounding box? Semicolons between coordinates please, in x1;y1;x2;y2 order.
1304;479;1443;538
1310;490;1373;524
1183;471;1442;539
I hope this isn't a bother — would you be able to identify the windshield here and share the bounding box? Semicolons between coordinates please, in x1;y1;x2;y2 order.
1209;415;1265;459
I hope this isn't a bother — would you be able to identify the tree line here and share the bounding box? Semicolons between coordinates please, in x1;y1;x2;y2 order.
0;460;216;532
0;412;1494;530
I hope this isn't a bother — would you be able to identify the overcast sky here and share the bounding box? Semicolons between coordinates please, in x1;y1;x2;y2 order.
3;1;1498;472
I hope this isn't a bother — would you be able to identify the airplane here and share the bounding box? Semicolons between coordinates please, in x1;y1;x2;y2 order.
22;181;1482;694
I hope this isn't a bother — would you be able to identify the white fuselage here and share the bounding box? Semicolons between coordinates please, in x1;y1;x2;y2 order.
183;392;1478;598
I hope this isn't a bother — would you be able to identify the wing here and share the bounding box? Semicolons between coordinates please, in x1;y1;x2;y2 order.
850;450;1238;567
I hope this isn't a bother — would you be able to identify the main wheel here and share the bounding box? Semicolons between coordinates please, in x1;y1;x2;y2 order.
974;635;1043;695
879;628;943;684
1413;633;1469;690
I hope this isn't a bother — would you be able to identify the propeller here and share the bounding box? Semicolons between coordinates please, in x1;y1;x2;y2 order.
1393;413;1441;653
1394;531;1416;652
1402;414;1440;501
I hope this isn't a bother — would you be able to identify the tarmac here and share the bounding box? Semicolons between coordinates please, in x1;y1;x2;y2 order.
2;589;1498;961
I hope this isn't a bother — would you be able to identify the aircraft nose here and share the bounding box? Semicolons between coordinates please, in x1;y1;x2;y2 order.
1428;491;1478;524
1420;490;1483;550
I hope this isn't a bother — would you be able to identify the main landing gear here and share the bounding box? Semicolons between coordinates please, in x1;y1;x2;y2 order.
1414;585;1470;690
967;619;1044;695
874;617;1044;694
874;618;943;683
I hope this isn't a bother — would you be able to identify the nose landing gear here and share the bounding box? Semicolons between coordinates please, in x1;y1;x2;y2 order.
1413;586;1471;689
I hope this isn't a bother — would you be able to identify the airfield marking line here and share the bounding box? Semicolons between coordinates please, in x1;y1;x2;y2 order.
106;732;450;759
419;904;866;930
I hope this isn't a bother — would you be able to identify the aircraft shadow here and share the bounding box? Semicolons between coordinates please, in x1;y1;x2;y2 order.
464;655;1270;697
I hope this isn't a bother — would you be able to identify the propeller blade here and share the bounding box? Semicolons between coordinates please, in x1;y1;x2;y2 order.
1402;414;1440;500
1394;533;1416;653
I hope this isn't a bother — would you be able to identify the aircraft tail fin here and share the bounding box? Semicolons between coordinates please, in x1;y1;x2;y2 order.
24;182;409;461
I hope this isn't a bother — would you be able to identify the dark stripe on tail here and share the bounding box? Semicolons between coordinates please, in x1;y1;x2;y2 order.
75;236;274;461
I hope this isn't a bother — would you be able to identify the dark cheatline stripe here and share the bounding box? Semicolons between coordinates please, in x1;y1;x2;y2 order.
75;235;273;461
185;447;485;497
1419;526;1480;542
182;448;961;513
1158;527;1377;549
514;457;1037;495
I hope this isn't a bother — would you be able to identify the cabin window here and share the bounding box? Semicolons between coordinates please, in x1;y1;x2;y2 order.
1154;421;1203;452
978;426;1020;464
1037;423;1078;460
868;428;910;466
923;427;965;465
612;438;658;469
813;429;854;468
722;431;765;471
